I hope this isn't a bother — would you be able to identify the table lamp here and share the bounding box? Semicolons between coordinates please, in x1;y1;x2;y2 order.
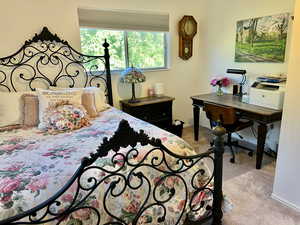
227;69;246;98
120;66;146;103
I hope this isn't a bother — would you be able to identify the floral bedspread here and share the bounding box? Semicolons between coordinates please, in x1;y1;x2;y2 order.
0;107;212;224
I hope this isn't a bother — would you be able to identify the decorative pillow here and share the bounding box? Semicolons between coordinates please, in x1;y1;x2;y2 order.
82;92;98;117
22;94;39;127
0;92;36;128
37;89;83;128
49;87;108;112
42;102;90;133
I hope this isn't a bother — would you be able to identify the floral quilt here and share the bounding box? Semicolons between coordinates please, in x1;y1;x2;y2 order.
0;107;213;224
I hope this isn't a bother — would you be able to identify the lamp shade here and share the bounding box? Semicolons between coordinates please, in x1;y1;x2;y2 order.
120;66;146;84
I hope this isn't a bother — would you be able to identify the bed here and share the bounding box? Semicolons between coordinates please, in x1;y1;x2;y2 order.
0;27;225;225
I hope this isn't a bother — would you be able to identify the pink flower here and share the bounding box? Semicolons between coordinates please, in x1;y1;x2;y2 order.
124;200;140;214
177;200;186;211
221;77;230;87
5;163;23;172
26;144;37;151
42;152;54;157
210;78;218;86
73;208;91;220
210;77;231;87
61;194;73;202
114;154;124;166
0;194;12;203
91;200;100;208
161;137;168;142
0;177;21;193
165;177;178;189
153;177;163;185
192;191;206;205
0;144;16;151
165;177;175;189
27;176;48;192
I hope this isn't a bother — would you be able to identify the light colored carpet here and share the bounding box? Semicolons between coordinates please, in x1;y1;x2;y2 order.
182;126;300;225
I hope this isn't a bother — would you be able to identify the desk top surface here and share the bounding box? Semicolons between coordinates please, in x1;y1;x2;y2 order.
191;93;282;116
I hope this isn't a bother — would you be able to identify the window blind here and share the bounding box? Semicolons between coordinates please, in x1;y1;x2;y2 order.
78;8;169;32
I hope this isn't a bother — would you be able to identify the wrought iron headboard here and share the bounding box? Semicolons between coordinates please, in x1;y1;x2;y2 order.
0;27;113;105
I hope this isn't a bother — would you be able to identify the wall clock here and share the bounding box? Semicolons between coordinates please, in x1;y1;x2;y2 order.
178;15;197;60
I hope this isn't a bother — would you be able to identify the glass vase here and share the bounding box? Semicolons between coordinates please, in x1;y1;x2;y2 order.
216;86;223;96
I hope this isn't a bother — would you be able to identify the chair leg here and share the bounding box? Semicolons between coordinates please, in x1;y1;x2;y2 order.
227;132;232;145
229;145;236;163
227;133;236;163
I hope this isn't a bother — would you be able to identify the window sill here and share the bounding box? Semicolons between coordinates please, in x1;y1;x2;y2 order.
110;67;170;75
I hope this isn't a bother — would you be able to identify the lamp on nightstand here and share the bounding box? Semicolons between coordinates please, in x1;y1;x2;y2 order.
120;66;146;103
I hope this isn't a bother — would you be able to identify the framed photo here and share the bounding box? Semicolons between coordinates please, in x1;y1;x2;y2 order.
235;13;290;63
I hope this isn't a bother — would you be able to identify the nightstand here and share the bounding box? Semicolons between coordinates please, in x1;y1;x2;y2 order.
120;96;175;131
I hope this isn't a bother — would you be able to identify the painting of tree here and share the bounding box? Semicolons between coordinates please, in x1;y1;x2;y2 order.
235;13;290;63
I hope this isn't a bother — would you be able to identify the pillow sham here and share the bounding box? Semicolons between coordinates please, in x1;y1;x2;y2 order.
42;102;90;133
49;87;108;112
37;89;83;129
0;92;36;128
22;94;39;127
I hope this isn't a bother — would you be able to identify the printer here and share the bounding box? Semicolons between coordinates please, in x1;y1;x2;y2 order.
249;81;286;110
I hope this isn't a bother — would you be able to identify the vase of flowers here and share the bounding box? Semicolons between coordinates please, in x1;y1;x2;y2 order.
210;77;230;96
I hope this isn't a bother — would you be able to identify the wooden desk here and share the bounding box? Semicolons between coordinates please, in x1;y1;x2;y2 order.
191;93;282;169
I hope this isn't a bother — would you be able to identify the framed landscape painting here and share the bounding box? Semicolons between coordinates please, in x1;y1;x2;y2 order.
235;13;290;63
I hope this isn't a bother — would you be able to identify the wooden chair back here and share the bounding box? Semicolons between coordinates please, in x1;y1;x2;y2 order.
203;103;237;125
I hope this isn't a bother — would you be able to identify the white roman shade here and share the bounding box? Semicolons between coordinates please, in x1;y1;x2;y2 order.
78;8;169;32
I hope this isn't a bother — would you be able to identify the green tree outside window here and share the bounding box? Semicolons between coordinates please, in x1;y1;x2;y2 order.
80;28;167;71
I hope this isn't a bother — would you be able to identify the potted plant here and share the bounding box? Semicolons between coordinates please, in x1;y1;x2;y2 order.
210;77;231;96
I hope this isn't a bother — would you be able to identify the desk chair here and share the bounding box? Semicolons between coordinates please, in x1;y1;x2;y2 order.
204;103;254;163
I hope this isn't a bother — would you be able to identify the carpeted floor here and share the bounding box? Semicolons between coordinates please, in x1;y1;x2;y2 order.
182;126;300;225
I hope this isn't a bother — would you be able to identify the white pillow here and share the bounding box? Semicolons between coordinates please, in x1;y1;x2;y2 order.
37;89;83;129
49;87;108;112
0;92;36;127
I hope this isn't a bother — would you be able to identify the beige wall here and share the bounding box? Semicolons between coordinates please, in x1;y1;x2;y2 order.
273;0;300;212
0;0;209;125
201;0;295;151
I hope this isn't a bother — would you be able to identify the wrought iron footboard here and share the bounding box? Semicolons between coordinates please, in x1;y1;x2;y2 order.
0;120;225;225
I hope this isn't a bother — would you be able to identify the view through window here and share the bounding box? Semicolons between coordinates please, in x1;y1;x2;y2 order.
80;28;168;71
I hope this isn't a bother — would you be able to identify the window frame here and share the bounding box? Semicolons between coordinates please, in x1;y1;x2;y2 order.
79;27;169;73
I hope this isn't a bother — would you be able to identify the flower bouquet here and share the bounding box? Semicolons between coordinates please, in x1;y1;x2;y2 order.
210;77;230;96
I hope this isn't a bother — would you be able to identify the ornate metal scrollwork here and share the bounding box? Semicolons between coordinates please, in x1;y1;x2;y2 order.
0;27;113;105
1;120;224;225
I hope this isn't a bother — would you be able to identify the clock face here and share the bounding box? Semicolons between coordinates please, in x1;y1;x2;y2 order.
184;19;195;36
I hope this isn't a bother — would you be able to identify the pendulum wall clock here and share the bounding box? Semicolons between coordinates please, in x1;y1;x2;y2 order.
178;15;197;60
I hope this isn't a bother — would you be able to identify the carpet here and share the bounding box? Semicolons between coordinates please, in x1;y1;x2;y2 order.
181;126;300;225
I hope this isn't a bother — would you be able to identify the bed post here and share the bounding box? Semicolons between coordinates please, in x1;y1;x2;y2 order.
103;39;113;106
212;125;226;225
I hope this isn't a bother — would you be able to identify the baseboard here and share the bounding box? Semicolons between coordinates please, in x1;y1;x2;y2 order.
271;193;300;213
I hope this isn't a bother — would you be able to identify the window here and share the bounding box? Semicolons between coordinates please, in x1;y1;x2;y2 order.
80;27;168;71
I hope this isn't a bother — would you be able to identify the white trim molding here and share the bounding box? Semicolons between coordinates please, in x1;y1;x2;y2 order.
271;193;300;213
